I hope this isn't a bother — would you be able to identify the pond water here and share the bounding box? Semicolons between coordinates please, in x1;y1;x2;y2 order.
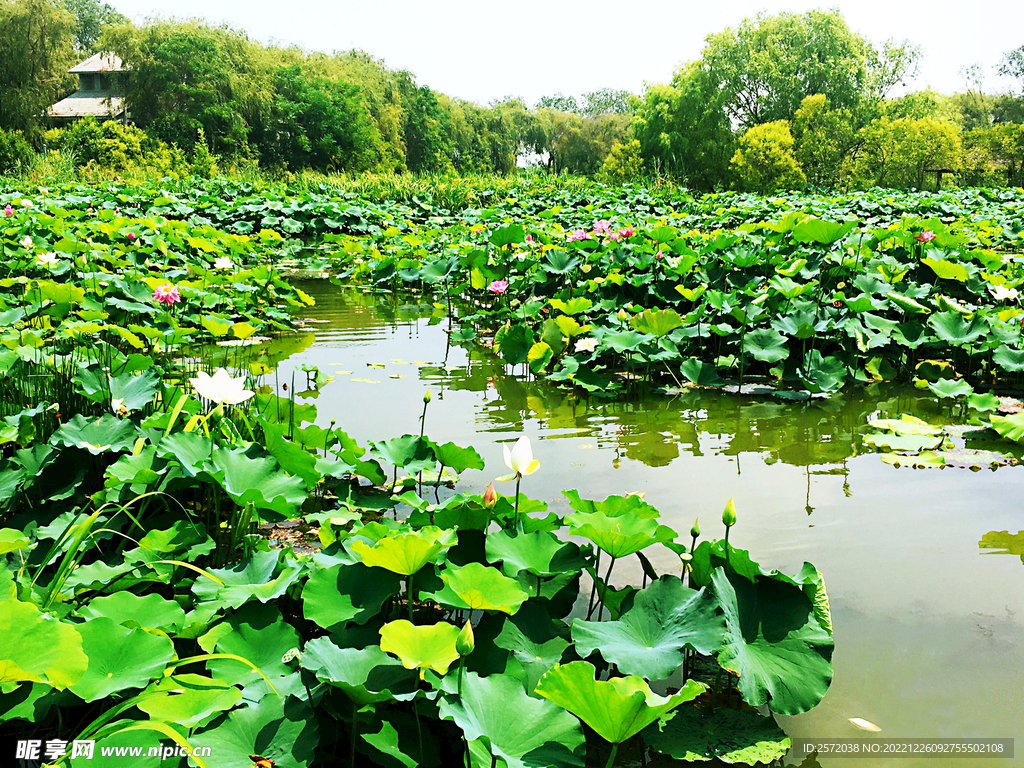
279;280;1024;767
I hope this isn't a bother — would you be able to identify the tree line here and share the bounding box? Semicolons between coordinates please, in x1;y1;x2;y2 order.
1;0;1023;190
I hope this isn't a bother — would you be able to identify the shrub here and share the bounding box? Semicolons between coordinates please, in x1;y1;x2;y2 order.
730;121;806;192
0;128;36;174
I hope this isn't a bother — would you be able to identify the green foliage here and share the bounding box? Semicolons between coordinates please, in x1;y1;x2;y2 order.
731;121;806;192
851;116;962;189
0;128;35;174
598;139;645;183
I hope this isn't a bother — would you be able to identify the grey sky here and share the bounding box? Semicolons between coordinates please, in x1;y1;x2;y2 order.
108;0;1023;104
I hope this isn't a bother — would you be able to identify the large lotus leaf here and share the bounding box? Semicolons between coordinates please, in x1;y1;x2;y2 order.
490;224;525;247
601;329;650;353
791;218;850;244
157;431;214;476
193;693;318;768
192;549;303;609
379;620;461;674
562;488;661;519
0;528;31;554
926;377;974;399
51;414;139;455
369;435;436;473
644;705;791;764
78;592;186;633
534;661;705;745
109;369;161;411
210;446;308;519
261;420;322;490
69;617;174;702
744;329;789;363
495;323;535;366
301;638;418;706
549;297;593;316
541;251;580;275
0;600;87;689
567;511;676;558
0;681;71;724
425;562;530;614
867;415;942;436
927;311;987;346
360;711;442;768
429;440;485;474
993;345;1024;373
204;603;301;690
438;672;585;768
571;576;725;680
485;529;585;578
687;540;823;591
302;562;401;630
348;526;457;575
990;412;1024;443
711;568;833;716
922;256;970;282
863;432;944;452
680;358;728;387
137;674;242;727
494;611;570;694
630;309;683;338
799;350;846;394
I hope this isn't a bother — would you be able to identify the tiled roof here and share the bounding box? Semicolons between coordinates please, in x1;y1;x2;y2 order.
68;52;125;74
49;95;126;119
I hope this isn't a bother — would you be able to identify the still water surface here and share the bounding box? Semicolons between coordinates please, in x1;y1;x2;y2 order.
279;281;1024;767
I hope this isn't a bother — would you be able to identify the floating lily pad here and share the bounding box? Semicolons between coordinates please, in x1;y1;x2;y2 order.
937;448;1014;470
644;706;791;764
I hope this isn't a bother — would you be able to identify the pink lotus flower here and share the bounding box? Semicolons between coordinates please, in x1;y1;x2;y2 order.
127;232;136;240
153;283;181;305
525;234;533;244
618;226;635;238
487;280;509;295
567;229;592;242
655;250;664;260
114;208;121;215
914;230;936;243
608;230;623;242
592;219;612;235
3;205;12;217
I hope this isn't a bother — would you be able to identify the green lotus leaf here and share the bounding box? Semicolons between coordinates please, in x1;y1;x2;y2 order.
0;600;87;689
990;411;1024;443
744;329;789;363
0;528;31;554
562;489;661;519
680;358;727;387
78;592;187;633
210;446;308;519
601;329;650;353
485;529;585;578
644;705;791;764
193;694;318;768
348;526;457;575
799;350;847;394
549;297;593;316
571;576;725;680
687;540;824;591
711;568;834;716
979;530;1024;564
630;309;683;338
302;562;401;630
495;323;535;366
69;617;174;702
541;251;580;275
301;638;418;706
922;256;970;282
967;392;1001;412
137;674;242;727
566;511;676;558
426;562;530;614
879;450;946;468
926;378;974;399
109;369;161;411
866;415;943;436
490;224;525;247
886;291;930;314
379;619;461;675
438;672;585;768
368;435;436;473
261;420;322;490
360;711;441;768
993;345;1024;373
791;218;850;244
534;661;705;745
863;432;945;452
203;604;301;693
428;440;485;474
927;311;987;346
493;609;571;694
192;549;304;609
52;414;139;455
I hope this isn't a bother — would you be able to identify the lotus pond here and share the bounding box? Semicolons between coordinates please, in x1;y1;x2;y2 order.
0;180;1023;768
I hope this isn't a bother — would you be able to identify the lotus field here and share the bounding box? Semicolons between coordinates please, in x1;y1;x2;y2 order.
2;178;1024;767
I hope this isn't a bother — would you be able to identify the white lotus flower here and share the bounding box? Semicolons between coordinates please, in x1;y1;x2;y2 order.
574;337;598;353
20;235;32;249
189;368;254;405
111;397;128;416
35;252;58;267
214;256;232;270
991;284;1019;302
501;436;540;479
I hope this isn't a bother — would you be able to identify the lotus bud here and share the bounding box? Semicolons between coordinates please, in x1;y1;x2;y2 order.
423;388;432;404
690;518;700;538
456;620;475;656
722;498;737;528
617;308;628;321
482;481;498;509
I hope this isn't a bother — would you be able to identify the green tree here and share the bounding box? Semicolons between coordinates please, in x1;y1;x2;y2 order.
850;116;961;188
701;10;919;128
999;45;1024;94
792;95;857;188
730;120;806;191
0;0;77;139
598;139;645;183
61;0;125;53
404;85;452;173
